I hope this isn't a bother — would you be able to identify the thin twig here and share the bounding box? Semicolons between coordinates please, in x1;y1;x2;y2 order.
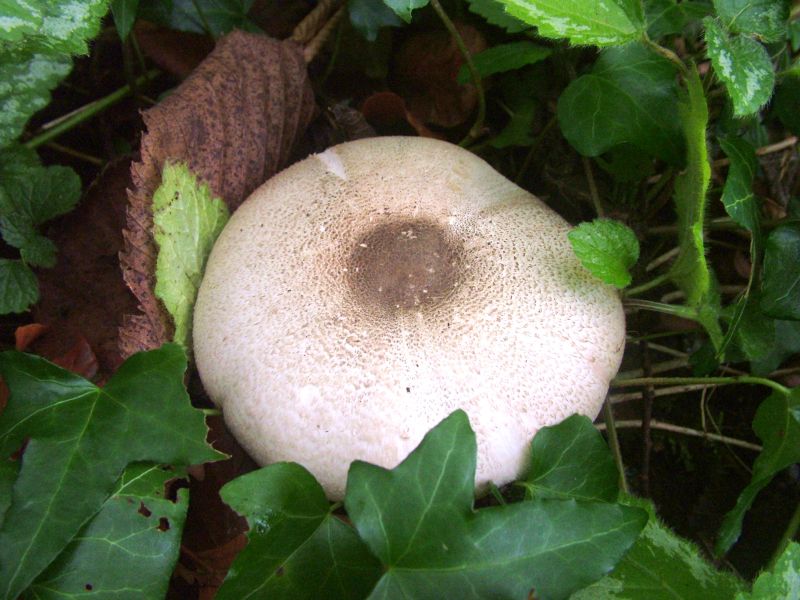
603;399;628;494
303;5;346;63
646;246;680;272
582;155;604;217
597;420;762;452
640;336;654;496
610;383;713;403
291;0;342;44
616;357;690;380
42;142;104;166
611;375;789;395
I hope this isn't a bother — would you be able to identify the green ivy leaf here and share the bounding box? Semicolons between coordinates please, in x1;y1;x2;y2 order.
490;98;537;148
466;0;528;32
111;0;140;40
669;64;723;349
557;43;683;165
153;162;229;350
348;0;403;41
573;496;745;599
750;318;800;375
568;219;640;289
381;0;429;23
717;389;800;556
719;137;759;232
520;414;619;503
0;259;38;314
736;541;800;599
28;464;190;599
704;17;775;117
345;411;647;599
137;0;257;37
218;463;382;599
496;0;646;46
644;0;711;38
456;41;551;83
761;223;800;320
713;0;789;43
0;344;224;599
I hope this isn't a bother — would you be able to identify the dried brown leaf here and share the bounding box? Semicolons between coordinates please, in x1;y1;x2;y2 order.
120;30;316;359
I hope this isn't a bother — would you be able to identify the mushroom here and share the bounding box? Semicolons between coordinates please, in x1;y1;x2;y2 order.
193;136;625;500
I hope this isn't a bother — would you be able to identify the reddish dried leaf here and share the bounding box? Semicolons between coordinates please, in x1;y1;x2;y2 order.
394;23;486;128
134;22;215;79
14;323;48;351
360;91;442;139
51;336;99;380
120;30;316;359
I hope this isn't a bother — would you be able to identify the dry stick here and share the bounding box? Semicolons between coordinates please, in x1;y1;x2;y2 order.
646;246;680;272
582;155;604;217
291;0;343;45
597;420;762;452
616;357;690;380
639;336;654;496
303;5;346;64
612;375;789;395
603;399;628;494
610;383;716;404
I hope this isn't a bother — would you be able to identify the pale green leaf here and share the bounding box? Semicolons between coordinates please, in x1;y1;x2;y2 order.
737;542;800;599
568;219;640;288
457;41;551;83
153;162;230;350
497;0;646;46
0;259;38;314
381;0;429;23
348;0;403;41
704;17;775;117
0;0;43;42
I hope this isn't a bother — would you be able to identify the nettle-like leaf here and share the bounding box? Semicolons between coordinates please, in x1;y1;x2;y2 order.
456;41;551;83
736;542;800;599
466;0;528;33
348;0;403;41
218;463;382;599
558;43;683;165
346;411;647;599
28;463;190;599
0;344;224;599
717;389;800;556
704;17;775;117
761;223;800;320
713;0;789;43
137;0;257;37
568;219;640;289
496;0;646;46
574;496;745;599
153;162;229;350
669;64;723;349
0;0;110;149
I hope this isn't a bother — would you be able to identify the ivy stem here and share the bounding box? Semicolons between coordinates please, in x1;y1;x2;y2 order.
581;156;604;217
624;272;672;297
603;399;628;494
429;0;486;146
769;500;800;570
624;298;697;319
611;375;789;396
25;68;159;150
643;36;689;76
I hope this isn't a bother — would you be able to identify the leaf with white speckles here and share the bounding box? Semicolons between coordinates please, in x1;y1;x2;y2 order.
736;542;800;599
704;17;775;116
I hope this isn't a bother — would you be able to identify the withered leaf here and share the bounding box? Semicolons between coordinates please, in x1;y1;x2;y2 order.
120;30;316;359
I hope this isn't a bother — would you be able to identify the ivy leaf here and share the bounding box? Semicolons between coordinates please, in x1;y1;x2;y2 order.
0;259;38;314
111;0;140;40
218;463;382;599
719;137;759;232
456;41;551;83
519;414;619;503
137;0;257;37
669;64;723;349
348;0;403;41
0;344;224;599
704;17;775;117
568;219;640;289
381;0;429;23
761;223;800;320
28;464;190;599
717;389;800;556
736;541;800;599
466;0;528;32
345;410;647;600
153;162;229;350
557;43;683;165
574;496;745;599
713;0;789;43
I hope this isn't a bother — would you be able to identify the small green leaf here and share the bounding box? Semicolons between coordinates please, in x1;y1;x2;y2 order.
111;0;140;40
0;258;38;314
558;43;683;164
736;542;800;599
704;17;775;117
348;0;403;41
0;344;224;599
568;219;639;289
490;99;536;148
381;0;429;23
669;64;724;348
346;411;647;599
719;137;759;232
574;496;745;599
497;0;646;46
717;389;800;556
713;0;789;42
153;162;229;350
761;223;800;320
456;41;551;83
218;463;382;599
29;464;190;599
466;0;528;32
520;414;619;503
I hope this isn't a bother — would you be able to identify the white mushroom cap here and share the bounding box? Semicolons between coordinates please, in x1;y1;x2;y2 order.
193;136;625;500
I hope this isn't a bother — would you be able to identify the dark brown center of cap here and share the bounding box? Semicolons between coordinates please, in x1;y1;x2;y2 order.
347;219;463;311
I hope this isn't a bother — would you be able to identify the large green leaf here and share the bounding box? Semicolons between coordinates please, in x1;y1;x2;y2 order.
717;389;800;555
497;0;646;46
736;542;800;599
153;162;229;350
218;463;382;599
568;219;640;289
0;344;223;599
704;17;775;117
713;0;789;42
558;43;683;165
573;496;745;599
669;64;723;349
28;464;190;599
644;0;711;38
761;223;800;320
137;0;256;37
345;411;647;600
